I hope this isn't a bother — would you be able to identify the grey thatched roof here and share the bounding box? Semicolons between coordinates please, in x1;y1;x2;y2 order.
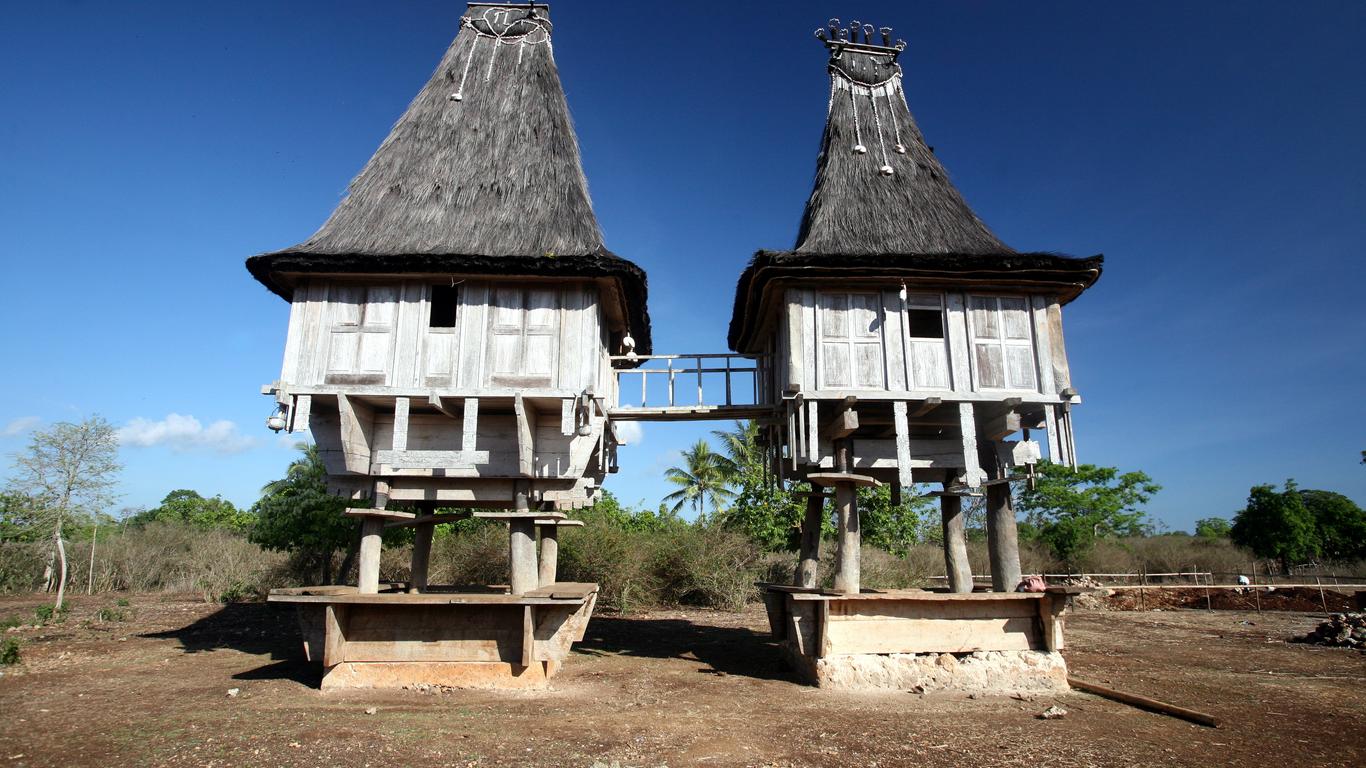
248;4;650;352
728;23;1101;352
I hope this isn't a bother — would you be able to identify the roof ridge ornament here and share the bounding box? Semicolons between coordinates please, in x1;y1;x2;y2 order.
815;18;906;61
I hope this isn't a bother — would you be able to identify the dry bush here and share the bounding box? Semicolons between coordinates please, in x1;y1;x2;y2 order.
11;524;294;601
0;542;47;593
654;526;764;610
557;520;661;613
429;523;510;587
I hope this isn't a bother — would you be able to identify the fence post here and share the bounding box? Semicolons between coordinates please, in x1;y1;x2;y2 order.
1315;575;1329;614
1139;569;1146;612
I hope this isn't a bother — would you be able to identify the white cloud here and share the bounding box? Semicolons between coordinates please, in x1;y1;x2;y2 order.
615;420;644;446
2;416;41;436
117;413;257;454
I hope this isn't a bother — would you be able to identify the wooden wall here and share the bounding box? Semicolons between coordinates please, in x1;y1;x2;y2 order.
779;286;1072;399
279;279;609;396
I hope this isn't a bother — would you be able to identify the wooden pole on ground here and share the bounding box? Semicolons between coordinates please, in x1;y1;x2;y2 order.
833;483;860;595
797;494;824;589
357;517;384;594
1315;575;1329;613
409;518;434;593
940;472;973;593
1068;676;1219;728
980;444;1021;592
538;525;559;588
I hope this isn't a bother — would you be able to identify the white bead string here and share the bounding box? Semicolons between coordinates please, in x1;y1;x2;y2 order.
885;85;906;154
453;33;480;101
848;85;866;155
449;10;552;103
485;31;500;82
869;89;893;175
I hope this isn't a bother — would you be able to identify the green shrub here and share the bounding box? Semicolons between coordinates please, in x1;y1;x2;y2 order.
0;615;22;630
115;598;130;607
96;607;127;622
33;603;68;624
0;638;19;666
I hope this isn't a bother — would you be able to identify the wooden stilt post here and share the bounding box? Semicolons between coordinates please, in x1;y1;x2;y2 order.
409;518;434;593
980;444;1021;592
357;517;384;594
797;494;824;589
833;482;860;595
508;482;537;596
940;472;973;593
538;525;560;588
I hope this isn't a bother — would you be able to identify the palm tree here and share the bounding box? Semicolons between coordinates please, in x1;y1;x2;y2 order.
662;440;737;518
710;421;762;483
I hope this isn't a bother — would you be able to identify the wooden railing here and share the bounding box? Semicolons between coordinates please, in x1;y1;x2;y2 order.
609;353;772;419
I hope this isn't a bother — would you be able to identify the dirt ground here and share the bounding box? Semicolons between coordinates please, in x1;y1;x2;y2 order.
0;592;1362;768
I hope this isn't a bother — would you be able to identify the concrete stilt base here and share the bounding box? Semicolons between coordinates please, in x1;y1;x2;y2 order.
798;649;1068;693
321;660;558;690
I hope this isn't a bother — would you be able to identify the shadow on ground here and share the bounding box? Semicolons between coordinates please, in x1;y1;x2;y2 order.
143;601;320;686
576;615;798;683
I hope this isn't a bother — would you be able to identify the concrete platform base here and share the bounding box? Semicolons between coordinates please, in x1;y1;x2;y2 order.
796;648;1068;693
760;584;1081;691
321;660;557;690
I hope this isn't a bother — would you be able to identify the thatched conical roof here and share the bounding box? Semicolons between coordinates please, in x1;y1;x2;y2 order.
728;21;1100;352
248;4;650;352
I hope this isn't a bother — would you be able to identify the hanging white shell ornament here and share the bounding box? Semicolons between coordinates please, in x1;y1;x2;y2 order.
853;144;868;155
449;93;463;101
879;165;894;176
894;143;907;154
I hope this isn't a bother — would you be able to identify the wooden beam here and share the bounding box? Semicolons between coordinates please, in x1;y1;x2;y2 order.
372;449;491;469
427;393;457;419
385;513;467;529
824;397;859;439
290;394;312;433
909;397;942;418
345;508;415;522
981;409;1022;441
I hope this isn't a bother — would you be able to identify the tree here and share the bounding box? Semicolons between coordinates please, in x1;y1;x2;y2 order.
857;486;935;557
6;416;122;609
1194;517;1232;539
127;489;255;532
1299;489;1366;562
662;440;736;518
249;444;355;584
1015;461;1160;570
1230;481;1318;574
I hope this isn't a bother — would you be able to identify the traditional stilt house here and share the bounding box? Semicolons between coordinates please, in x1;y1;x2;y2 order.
736;20;1101;690
250;2;649;689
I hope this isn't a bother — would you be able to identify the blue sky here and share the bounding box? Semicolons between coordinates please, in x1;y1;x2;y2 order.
1;1;1363;531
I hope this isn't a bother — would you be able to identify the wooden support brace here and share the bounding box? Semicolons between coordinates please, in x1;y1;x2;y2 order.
290;394;312;433
892;400;913;490
982;409;1022;441
515;394;535;478
957;402;986;488
462;397;479;453
337;394;375;475
824;397;858;439
392;397;409;452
